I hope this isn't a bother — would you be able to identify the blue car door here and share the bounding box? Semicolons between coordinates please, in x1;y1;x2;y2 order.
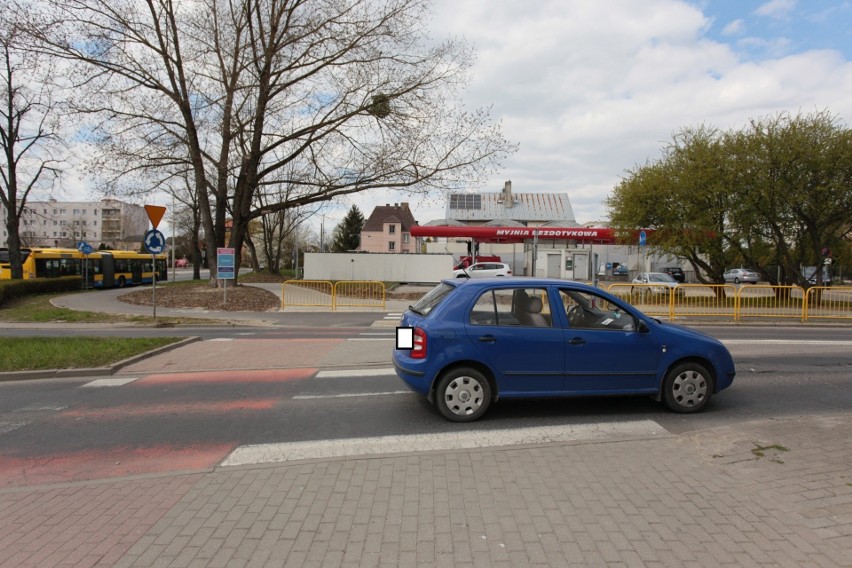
464;287;564;394
558;288;660;393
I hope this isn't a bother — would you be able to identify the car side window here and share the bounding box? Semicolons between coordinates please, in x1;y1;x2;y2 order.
470;291;498;325
469;288;552;327
560;289;636;331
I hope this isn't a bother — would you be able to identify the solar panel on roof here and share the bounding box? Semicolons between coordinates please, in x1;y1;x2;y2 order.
449;194;481;210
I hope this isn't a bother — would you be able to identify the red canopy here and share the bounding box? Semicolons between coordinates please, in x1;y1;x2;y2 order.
410;225;639;244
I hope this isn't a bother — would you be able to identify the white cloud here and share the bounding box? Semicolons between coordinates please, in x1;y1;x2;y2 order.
722;19;746;36
754;0;797;20
366;0;852;227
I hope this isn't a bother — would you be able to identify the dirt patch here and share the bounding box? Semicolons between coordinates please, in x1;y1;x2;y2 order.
118;284;281;312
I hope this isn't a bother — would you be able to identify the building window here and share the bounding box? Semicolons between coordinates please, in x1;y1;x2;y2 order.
388;224;396;234
403;234;410;244
388;242;396;251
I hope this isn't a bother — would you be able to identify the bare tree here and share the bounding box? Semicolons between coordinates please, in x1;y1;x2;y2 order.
0;6;63;279
21;0;514;286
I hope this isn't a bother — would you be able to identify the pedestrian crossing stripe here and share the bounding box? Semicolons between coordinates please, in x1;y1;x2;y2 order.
220;421;669;466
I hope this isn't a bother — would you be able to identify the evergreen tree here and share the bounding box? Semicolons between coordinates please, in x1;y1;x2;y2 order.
331;206;365;252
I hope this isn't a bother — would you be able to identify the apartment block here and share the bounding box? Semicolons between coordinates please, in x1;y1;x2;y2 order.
0;198;149;250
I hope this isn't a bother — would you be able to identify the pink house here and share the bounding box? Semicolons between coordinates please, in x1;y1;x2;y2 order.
359;202;418;253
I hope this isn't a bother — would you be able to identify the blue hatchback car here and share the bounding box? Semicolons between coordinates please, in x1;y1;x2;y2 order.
393;278;735;422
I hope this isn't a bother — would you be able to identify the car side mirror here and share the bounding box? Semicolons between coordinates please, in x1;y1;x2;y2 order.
637;320;650;333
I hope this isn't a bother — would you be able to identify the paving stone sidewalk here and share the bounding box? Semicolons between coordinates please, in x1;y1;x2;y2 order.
0;413;849;568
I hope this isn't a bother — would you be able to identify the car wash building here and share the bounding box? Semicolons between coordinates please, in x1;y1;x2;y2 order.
415;181;672;281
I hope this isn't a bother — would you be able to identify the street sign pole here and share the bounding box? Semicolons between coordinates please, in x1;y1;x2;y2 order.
152;252;157;319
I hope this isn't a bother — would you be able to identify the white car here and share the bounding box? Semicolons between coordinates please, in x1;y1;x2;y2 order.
631;272;681;294
452;262;512;278
723;268;759;284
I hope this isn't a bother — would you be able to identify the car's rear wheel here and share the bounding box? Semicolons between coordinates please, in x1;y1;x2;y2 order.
662;362;713;413
435;367;491;422
734;277;740;284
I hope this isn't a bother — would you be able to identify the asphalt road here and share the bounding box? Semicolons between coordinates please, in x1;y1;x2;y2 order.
1;325;851;488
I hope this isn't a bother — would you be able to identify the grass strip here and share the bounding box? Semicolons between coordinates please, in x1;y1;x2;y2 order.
0;337;183;371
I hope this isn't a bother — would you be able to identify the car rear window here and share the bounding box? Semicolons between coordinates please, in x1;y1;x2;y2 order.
409;283;454;316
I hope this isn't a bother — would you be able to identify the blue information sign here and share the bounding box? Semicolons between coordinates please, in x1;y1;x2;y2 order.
217;248;236;280
639;230;647;247
77;241;94;255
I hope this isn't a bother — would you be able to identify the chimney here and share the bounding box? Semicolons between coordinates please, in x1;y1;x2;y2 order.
503;180;513;209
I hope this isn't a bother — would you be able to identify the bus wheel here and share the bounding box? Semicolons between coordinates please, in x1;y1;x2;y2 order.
117;276;126;288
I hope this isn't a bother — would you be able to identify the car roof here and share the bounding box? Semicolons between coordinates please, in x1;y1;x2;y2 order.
444;277;598;291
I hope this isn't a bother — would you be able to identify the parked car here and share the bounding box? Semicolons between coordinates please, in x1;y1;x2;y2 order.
723;268;759;284
804;266;832;286
175;258;189;268
452;262;512;278
393;278;736;422
660;266;685;282
631;272;681;294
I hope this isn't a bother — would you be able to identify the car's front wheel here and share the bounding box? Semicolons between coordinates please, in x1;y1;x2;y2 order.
435;367;491;422
662;362;713;413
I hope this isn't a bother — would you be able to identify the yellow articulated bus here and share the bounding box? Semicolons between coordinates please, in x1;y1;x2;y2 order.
0;247;167;288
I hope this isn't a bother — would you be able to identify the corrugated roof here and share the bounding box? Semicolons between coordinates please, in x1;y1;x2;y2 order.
446;191;577;225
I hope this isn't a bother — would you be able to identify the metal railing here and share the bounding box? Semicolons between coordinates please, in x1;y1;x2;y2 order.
282;280;334;309
281;280;386;310
804;286;852;322
334;281;386;309
607;283;852;323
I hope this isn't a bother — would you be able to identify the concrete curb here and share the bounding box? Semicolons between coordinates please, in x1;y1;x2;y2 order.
0;336;201;382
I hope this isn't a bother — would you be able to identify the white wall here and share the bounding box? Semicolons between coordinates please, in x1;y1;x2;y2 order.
304;253;455;283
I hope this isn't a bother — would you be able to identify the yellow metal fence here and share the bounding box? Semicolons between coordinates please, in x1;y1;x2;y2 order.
281;280;386;310
280;281;851;321
607;283;852;322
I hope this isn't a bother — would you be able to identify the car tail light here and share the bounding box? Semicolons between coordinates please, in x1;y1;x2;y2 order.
507;269;512;275
411;328;427;359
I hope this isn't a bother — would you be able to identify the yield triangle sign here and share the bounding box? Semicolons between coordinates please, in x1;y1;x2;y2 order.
144;205;167;229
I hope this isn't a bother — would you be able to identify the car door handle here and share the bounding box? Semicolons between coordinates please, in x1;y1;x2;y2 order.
478;335;497;343
568;337;586;345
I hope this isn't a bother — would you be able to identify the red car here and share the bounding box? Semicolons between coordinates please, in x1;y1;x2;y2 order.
175;258;189;268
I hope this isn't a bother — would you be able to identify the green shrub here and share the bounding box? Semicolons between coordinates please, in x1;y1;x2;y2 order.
0;277;83;307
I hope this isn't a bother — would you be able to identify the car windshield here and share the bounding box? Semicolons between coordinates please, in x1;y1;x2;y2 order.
409;282;454;316
649;273;676;283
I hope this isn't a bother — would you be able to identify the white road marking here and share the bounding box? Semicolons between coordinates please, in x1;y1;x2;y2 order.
347;338;394;341
359;332;395;336
315;368;396;378
722;339;852;345
14;405;68;412
221;420;668;467
209;338;234;342
81;378;140;388
293;390;410;400
0;420;28;435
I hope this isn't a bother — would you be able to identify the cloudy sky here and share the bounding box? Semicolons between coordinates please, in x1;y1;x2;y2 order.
325;0;852;234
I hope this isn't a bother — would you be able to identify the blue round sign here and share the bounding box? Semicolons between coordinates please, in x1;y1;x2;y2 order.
144;229;166;254
639;230;647;247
